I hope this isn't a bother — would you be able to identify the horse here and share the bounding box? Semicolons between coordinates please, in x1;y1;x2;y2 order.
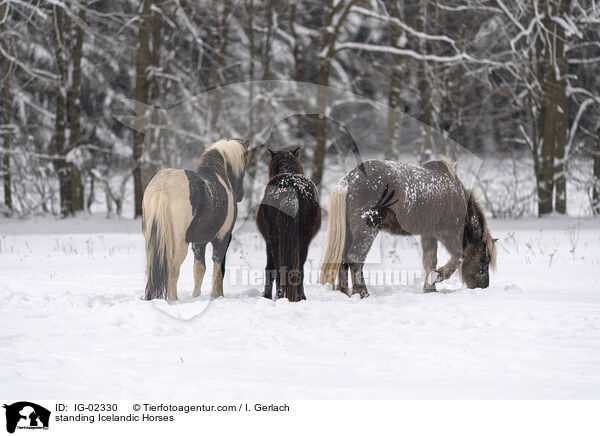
320;157;497;297
256;147;321;302
142;138;249;301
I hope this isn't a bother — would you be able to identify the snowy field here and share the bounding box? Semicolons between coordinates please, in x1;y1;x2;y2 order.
1;214;599;399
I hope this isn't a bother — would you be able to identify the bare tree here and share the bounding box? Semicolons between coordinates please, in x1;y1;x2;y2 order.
67;5;86;213
593;125;600;215
133;0;155;218
0;0;11;211
312;0;359;188
384;0;405;160
51;5;71;217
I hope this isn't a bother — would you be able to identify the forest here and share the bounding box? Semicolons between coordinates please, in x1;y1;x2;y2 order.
0;0;599;218
3;0;600;405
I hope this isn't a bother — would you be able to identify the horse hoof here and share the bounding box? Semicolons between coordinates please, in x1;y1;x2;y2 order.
351;289;369;298
427;271;439;285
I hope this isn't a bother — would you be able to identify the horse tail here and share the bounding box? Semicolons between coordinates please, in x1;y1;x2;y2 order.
277;208;301;302
319;185;347;285
143;191;172;300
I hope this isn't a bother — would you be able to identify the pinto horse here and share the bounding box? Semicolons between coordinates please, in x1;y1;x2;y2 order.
142;139;249;301
256;147;321;301
320;158;496;297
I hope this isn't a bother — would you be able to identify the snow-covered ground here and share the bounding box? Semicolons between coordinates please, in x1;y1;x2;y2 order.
1;214;599;399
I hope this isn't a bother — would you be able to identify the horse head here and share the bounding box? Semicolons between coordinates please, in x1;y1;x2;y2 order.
461;192;497;288
267;146;304;180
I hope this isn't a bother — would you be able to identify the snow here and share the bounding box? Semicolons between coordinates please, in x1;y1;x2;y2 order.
1;215;600;399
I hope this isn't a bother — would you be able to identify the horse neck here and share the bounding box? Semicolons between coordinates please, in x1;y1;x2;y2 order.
463;193;485;247
196;160;228;184
269;158;303;179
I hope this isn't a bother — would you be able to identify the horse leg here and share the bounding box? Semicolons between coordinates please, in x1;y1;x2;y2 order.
263;242;276;299
210;233;232;299
431;233;462;284
346;229;377;298
338;262;350;296
421;236;438;293
336;227;352;295
296;242;310;301
349;263;369;298
274;248;283;300
192;243;206;298
167;238;189;302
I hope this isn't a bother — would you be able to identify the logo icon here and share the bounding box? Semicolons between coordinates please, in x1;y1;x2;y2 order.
3;402;50;434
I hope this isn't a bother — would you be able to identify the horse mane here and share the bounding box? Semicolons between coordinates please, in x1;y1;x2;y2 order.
439;155;457;178
466;189;497;270
435;156;496;269
205;139;247;177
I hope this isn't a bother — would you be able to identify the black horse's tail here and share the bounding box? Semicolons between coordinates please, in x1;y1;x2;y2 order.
142;191;171;300
277;209;301;302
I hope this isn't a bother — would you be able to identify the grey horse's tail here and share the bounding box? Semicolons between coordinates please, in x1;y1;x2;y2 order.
319;185;347;286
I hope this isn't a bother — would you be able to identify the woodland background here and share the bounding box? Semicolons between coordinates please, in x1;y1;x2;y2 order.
0;0;599;218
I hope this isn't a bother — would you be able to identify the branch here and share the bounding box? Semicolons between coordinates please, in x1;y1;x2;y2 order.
350;5;458;50
0;43;58;81
565;98;597;159
335;41;508;69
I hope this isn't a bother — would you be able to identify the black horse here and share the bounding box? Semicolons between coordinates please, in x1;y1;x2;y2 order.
256;147;321;302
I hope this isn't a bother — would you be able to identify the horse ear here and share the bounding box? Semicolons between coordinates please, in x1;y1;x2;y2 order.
267;148;275;157
293;147;300;157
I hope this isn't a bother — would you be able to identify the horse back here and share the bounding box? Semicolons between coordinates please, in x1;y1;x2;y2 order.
257;173;321;240
143;169;194;238
184;169;231;244
344;160;467;236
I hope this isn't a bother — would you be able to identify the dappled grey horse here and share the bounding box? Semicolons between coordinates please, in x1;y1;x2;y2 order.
320;158;497;297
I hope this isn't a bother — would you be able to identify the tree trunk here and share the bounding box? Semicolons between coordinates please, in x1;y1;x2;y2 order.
132;0;154;218
87;173;95;212
67;7;86;213
593;126;600;216
244;0;271;206
243;0;258;207
553;0;571;214
52;6;72;217
290;3;307;141
1;0;11;210
311;0;358;188
312;0;336;188
209;0;233;132
537;102;556;216
261;0;273;82
384;0;404;160
290;4;303;85
416;0;432;162
147;0;163;178
536;0;558;216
